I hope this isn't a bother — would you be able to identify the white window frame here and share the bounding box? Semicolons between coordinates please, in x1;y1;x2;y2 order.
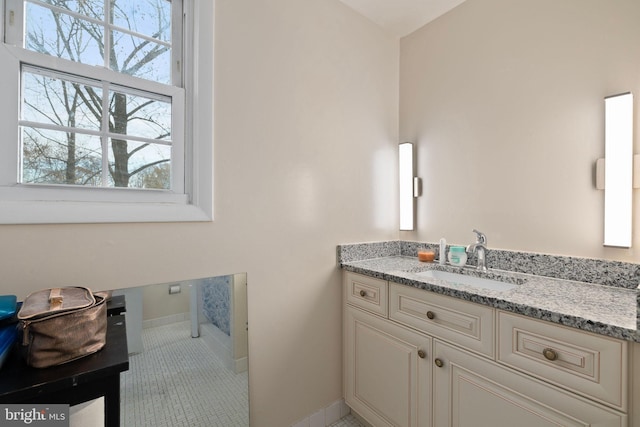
0;0;213;223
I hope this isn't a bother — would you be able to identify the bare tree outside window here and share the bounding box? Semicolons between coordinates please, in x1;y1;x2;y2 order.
21;0;174;189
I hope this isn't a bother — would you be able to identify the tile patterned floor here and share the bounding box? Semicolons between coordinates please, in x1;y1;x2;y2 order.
328;414;366;427
120;320;365;427
120;321;249;427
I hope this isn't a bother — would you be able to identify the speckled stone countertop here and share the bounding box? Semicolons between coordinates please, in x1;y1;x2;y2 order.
338;241;640;342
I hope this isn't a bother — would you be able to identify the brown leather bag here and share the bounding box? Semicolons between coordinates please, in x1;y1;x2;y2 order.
17;287;107;368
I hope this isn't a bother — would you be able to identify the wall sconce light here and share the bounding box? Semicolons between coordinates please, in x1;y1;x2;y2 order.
399;142;422;230
595;92;634;247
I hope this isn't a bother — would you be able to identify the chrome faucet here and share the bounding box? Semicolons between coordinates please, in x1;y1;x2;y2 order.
466;229;488;272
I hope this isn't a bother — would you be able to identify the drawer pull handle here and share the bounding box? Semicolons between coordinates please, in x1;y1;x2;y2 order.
543;348;558;361
434;358;444;368
426;311;435;320
417;349;426;359
359;290;367;297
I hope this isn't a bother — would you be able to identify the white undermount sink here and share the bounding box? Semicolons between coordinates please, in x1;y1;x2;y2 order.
416;269;517;292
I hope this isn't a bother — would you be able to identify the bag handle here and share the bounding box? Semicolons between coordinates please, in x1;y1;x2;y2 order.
49;288;64;310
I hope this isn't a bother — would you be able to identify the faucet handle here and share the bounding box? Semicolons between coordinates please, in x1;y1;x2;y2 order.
472;229;487;245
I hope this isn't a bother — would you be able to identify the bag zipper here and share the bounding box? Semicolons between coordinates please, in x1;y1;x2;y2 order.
22;320;31;346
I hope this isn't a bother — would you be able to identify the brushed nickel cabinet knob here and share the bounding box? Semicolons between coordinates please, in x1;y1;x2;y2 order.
543;348;558;361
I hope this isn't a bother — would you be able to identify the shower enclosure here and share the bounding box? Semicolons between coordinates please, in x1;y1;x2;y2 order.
190;273;248;373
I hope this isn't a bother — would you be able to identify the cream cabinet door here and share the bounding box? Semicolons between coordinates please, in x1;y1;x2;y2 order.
433;340;626;427
345;306;431;427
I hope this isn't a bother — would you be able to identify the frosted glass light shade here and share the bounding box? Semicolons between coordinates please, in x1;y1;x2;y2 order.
604;92;633;247
399;142;414;230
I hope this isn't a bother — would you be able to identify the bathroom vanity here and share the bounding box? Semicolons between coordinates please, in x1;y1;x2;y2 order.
339;242;640;427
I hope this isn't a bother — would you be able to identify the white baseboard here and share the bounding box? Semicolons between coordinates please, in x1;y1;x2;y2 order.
142;312;190;329
291;399;351;427
234;356;248;373
200;322;248;374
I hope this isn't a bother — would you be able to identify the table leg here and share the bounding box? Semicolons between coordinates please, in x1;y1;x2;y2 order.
103;374;121;427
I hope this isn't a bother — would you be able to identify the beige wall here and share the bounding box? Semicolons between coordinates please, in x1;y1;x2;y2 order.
215;3;398;423
141;282;190;321
0;1;399;426
400;0;640;262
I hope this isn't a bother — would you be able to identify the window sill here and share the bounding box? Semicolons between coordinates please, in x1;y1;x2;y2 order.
0;200;212;224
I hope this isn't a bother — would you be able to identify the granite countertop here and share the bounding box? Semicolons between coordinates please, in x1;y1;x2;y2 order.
341;255;639;342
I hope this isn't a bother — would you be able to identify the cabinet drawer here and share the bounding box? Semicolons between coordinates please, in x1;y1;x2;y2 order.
344;272;388;317
389;283;495;357
497;311;627;411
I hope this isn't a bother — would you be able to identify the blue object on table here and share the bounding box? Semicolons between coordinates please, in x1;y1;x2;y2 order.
0;324;18;369
0;296;17;321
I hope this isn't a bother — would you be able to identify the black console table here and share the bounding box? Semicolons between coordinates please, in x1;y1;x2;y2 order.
0;313;129;427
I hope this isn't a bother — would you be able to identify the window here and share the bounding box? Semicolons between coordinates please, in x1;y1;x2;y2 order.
0;0;213;223
21;66;176;190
